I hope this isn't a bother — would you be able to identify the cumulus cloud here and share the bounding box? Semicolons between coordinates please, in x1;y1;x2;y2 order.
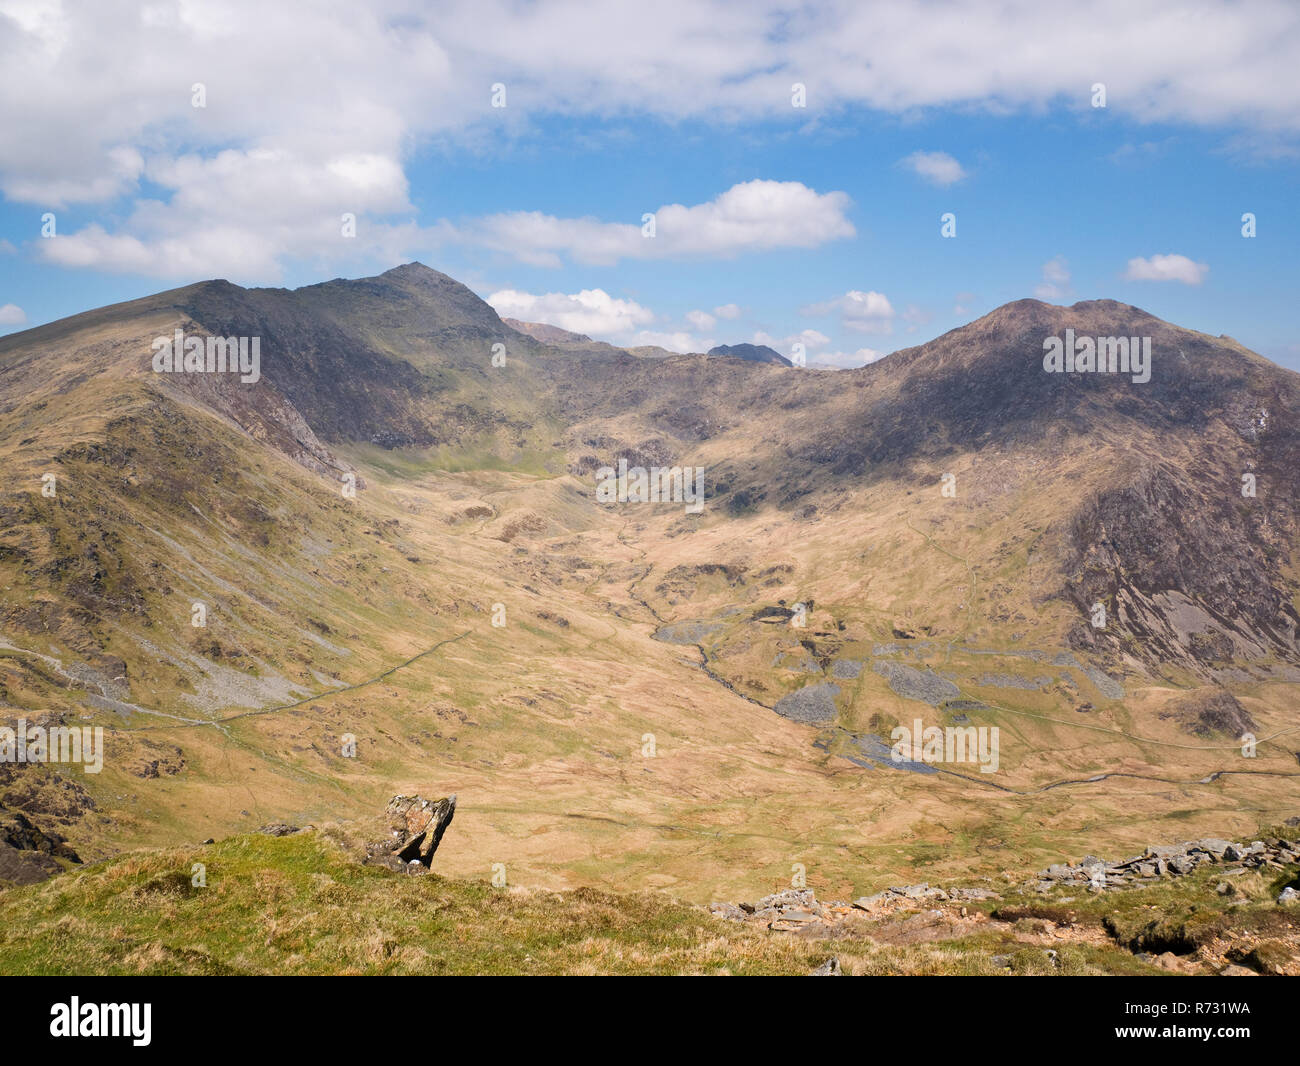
1;2;1295;281
1034;255;1073;301
900;150;967;186
486;288;654;337
713;303;741;319
486;288;725;351
454;181;854;266
753;328;831;359
0;303;26;325
802;290;895;333
0;1;1288;283
630;330;709;354
686;309;716;330
1123;253;1209;284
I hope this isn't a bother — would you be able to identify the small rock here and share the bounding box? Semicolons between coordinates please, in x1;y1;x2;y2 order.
756;888;815;910
950;887;998;900
1218;964;1258;977
1278;886;1299;905
810;957;841;976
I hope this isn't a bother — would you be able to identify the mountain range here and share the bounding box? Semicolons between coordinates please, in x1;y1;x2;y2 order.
1;262;1297;903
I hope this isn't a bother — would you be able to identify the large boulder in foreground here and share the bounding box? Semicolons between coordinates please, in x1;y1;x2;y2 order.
365;794;456;873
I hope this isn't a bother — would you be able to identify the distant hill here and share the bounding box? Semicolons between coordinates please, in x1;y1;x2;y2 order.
503;318;595;346
708;342;793;367
503;317;681;359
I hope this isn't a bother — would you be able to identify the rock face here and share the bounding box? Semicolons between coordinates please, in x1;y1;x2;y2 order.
366;794;457;873
1164;687;1257;739
0;805;81;886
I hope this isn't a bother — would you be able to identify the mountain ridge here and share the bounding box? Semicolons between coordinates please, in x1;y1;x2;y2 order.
2;262;1298;901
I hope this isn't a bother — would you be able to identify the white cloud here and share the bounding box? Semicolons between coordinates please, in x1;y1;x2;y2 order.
454;180;854;266
802;289;895;333
753;328;831;359
1123;253;1209;284
630;330;708;354
486;288;653;337
900;150;966;186
0;303;26;325
486;288;719;351
1;2;1296;281
713;303;741;319
1034;255;1073;300
686;309;716;330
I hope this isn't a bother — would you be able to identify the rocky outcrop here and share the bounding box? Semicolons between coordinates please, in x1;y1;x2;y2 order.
365;794;457;873
709;882;1000;936
1162;686;1257;739
1032;835;1300;893
772;683;840;723
0;805;81;886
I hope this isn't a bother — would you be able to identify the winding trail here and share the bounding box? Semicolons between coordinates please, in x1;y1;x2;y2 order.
0;631;474;735
213;629;473;727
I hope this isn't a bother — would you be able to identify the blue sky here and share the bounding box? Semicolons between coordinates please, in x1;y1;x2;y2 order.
1;1;1297;368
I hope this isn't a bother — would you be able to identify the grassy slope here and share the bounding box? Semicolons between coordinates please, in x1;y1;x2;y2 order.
2;825;1294;975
